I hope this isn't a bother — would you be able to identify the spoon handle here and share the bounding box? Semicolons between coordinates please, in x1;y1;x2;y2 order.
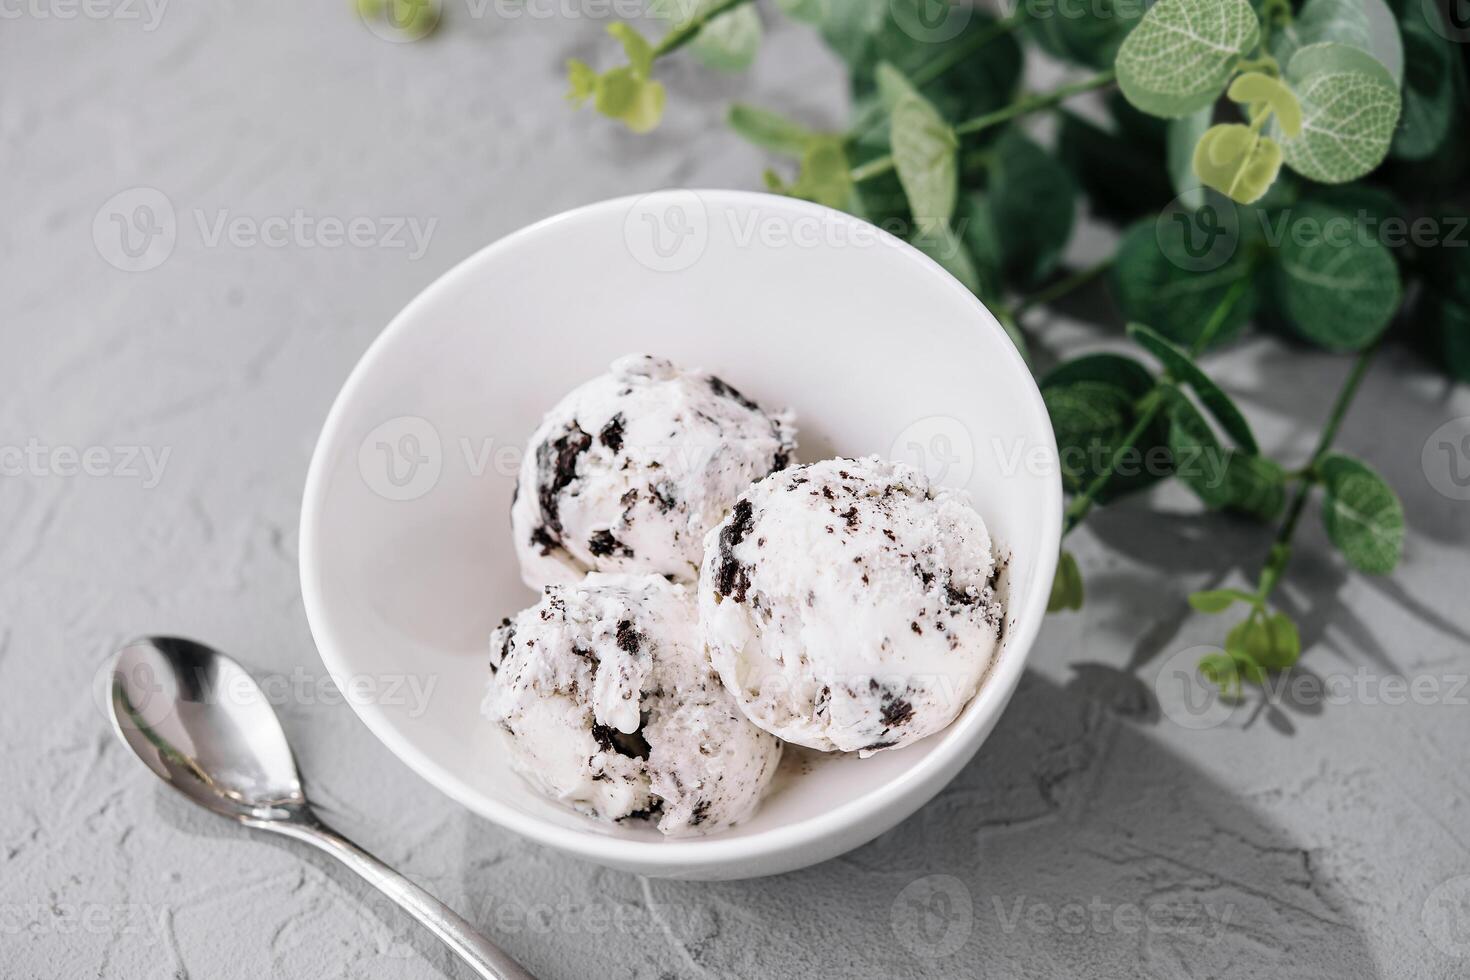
264;818;537;980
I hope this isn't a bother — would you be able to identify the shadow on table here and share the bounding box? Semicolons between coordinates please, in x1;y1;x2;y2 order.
457;670;1374;980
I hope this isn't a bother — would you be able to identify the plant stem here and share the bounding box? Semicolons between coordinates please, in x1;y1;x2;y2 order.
1254;344;1378;598
1060;277;1249;538
845;10;1026;143
1012;257;1115;318
652;0;753;58
956;70;1115;136
851;69;1116;183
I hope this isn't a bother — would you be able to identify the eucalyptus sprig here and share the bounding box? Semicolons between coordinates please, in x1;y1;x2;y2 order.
546;0;1465;708
1188;346;1403;691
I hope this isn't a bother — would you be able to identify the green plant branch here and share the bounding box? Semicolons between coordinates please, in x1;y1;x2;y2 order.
1254;344;1379;598
1061;276;1251;537
652;0;754;58
850;69;1117;183
845;9;1026;143
1011;257;1115;318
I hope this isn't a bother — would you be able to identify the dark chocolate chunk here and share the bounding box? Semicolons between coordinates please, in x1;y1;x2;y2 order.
615;619;642;654
650;480;678;513
533;420;592;550
588;529;632;558
598;413;625;453
882;697;914;727
707;375;759;411
591;722;650;759
713;498;756;603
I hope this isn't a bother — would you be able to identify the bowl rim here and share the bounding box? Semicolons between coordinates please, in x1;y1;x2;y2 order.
299;188;1062;871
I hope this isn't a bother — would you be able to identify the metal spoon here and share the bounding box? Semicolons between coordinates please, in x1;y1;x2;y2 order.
107;636;536;980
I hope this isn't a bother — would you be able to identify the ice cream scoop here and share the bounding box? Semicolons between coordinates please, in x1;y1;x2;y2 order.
510;355;796;589
698;456;1003;756
484;573;782;835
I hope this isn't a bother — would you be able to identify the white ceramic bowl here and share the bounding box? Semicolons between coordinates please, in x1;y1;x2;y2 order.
300;190;1061;880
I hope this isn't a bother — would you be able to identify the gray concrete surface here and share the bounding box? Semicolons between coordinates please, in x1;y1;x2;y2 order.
4;4;1470;978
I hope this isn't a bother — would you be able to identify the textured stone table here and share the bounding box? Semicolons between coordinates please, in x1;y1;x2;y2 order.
4;4;1469;978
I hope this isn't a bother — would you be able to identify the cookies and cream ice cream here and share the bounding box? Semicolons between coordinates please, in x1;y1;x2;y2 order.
510;355;796;589
698;456;1003;756
484;573;782;835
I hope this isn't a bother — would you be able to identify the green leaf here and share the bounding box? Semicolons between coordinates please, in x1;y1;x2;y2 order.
567;59;598;103
1271;0;1402;83
1115;0;1260;118
1110;213;1258;348
1193;123;1285;205
810;0;886;68
1270;200;1401;351
1227;612;1301;670
1227;72;1303;138
982;131;1076;289
876;62;958;233
1432;296;1470;384
1044;381;1135;495
1040;355;1172;501
954;195;1004;302
911;224;982;295
1391;0;1457;161
859;4;1024;125
595;67;667;133
783;137;854;210
567;24;667;133
1042;352;1157;394
650;0;762;72
1127;322;1259;453
773;0;826;24
1189;588;1261;613
1048;550;1084;612
1217;635;1269;686
1167;108;1214;210
1318;453;1404;574
1023;0;1142;69
609;22;656;75
357;0;438;40
1273;42;1402;184
1199;651;1245;694
1057;110;1174;225
727;104;817;156
1164;387;1232;508
1221;451;1288;521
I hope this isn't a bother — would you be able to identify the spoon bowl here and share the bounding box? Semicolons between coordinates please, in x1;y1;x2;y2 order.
110;636;305;823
